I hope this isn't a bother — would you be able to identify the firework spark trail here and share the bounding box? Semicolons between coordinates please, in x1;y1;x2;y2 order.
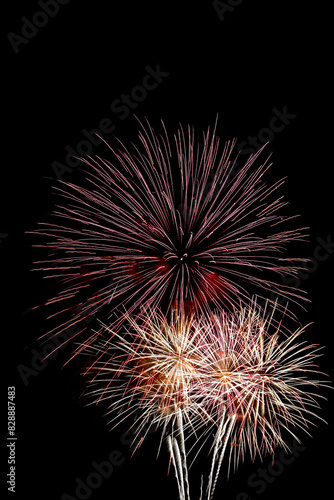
167;435;185;500
81;301;328;500
207;414;236;500
31;119;309;357
177;407;191;500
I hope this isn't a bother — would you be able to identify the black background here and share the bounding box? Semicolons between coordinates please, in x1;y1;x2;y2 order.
2;1;333;500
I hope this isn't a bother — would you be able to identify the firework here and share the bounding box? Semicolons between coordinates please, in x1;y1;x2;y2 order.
84;309;210;500
200;301;328;499
32;119;308;351
83;301;328;500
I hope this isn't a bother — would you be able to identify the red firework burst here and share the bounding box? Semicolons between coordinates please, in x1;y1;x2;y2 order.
31;118;308;349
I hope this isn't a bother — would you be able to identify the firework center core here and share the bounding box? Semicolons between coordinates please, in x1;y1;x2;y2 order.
179;253;188;262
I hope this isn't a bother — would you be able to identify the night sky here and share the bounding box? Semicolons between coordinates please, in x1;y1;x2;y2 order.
3;2;333;500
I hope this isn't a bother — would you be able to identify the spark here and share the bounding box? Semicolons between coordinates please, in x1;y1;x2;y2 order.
31;119;308;353
82;300;328;500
